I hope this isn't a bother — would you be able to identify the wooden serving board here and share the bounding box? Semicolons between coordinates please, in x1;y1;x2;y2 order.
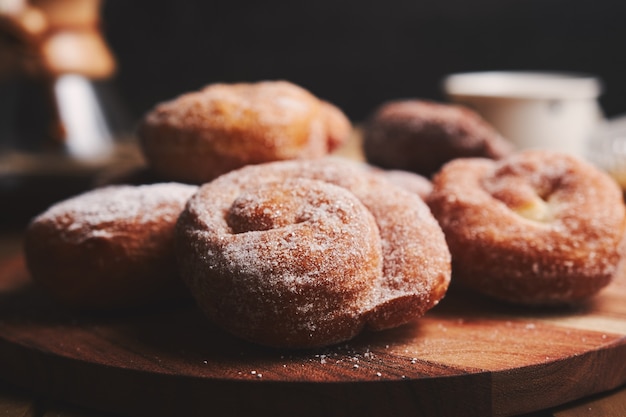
0;250;625;417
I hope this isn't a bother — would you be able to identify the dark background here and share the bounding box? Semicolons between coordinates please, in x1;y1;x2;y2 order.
101;0;626;124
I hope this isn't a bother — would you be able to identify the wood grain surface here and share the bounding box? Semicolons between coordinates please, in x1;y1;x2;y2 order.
0;245;625;417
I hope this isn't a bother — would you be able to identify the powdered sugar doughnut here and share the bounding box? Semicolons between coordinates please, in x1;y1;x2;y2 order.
428;150;626;305
24;183;198;310
176;158;451;348
138;80;352;183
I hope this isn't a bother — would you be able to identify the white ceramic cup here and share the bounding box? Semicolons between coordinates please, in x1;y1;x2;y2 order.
442;71;604;159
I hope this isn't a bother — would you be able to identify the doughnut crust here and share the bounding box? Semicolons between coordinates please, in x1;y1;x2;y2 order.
138;80;352;183
375;169;433;200
24;183;198;310
428;150;626;305
176;158;451;348
363;100;513;177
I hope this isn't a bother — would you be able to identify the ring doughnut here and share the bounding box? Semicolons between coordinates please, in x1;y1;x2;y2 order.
24;183;198;310
138;80;352;183
363;99;513;177
427;150;626;305
176;158;451;348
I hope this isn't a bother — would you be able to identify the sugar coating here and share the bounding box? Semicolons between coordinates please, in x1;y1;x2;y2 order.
374;169;433;200
32;183;198;244
24;183;199;310
149;81;319;143
176;158;451;348
198;82;315;127
428;150;626;305
138;81;352;183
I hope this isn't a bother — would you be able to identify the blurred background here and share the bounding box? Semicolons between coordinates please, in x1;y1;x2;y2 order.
102;0;626;123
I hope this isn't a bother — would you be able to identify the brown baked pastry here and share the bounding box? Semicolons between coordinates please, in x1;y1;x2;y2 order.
363;99;514;177
427;150;626;305
374;169;433;200
138;80;352;184
24;183;198;310
176;158;451;348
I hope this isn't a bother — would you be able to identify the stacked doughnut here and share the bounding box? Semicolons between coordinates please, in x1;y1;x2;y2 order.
176;158;451;348
427;150;626;305
138;80;352;183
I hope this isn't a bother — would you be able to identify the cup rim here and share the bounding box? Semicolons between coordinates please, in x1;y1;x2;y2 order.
443;71;603;100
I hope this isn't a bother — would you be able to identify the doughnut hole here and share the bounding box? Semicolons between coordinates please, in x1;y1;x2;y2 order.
482;165;558;223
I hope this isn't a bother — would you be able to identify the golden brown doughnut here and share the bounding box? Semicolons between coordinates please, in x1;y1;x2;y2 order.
176;158;451;348
24;183;198;310
138;80;352;184
363;99;514;177
427;150;626;305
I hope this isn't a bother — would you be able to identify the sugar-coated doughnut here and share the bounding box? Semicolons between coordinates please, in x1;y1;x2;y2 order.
374;169;433;200
24;183;198;310
363;99;513;177
138;80;352;184
427;150;626;305
176;158;451;348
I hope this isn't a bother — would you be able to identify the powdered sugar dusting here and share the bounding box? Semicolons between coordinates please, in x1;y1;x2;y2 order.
199;81;318;127
139;81;351;183
32;183;198;244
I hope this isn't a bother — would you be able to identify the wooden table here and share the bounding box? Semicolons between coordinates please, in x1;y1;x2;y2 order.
0;230;625;417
